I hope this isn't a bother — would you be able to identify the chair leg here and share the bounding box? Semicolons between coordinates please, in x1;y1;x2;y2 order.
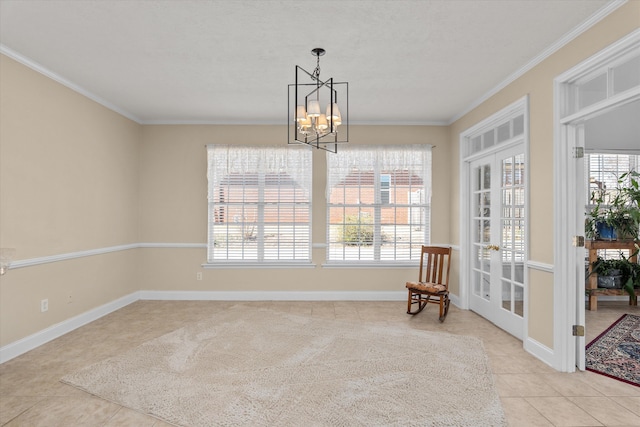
407;291;428;315
439;295;450;323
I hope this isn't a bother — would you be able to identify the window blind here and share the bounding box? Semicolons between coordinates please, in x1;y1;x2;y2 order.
326;144;432;263
207;145;312;263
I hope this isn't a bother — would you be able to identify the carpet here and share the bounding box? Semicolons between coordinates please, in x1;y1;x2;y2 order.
62;307;506;426
586;314;640;387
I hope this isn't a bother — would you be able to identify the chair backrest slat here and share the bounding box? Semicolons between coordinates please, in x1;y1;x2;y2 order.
418;246;451;288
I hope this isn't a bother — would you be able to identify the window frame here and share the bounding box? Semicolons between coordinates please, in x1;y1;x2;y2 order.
204;144;314;268
324;144;432;266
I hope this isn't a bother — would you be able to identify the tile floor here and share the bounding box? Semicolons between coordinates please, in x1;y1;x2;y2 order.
0;300;638;426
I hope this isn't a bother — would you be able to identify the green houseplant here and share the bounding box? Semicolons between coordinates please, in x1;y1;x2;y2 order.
590;256;625;289
590;245;640;297
585;171;640;241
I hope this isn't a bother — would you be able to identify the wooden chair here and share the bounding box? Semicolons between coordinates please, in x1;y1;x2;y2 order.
406;246;452;322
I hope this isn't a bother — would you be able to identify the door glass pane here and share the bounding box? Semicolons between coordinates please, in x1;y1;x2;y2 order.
514;262;524;284
483;192;490;217
474;219;482;242
502;220;512;248
502;280;511;311
474;270;482;296
483;165;491;189
474;193;482;216
514;154;525;185
514;284;524;317
483;220;491;243
502;259;512;280
482;272;491;301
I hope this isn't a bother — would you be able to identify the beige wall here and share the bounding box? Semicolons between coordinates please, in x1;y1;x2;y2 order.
1;2;637;353
448;2;640;348
138;124;451;292
0;56;141;346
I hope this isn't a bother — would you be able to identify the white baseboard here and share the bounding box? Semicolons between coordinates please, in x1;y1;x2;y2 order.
1;290;409;363
524;336;557;370
0;292;140;364
139;290;407;301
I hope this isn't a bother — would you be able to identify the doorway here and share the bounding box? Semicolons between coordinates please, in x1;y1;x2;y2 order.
554;29;640;372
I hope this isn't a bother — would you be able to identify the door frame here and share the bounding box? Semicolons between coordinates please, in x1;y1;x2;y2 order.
553;28;640;372
459;96;530;342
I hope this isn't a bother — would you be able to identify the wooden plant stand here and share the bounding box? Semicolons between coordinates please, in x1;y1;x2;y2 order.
585;239;638;311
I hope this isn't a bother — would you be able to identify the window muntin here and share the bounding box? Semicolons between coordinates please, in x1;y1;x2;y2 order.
326;145;431;263
207;145;312;263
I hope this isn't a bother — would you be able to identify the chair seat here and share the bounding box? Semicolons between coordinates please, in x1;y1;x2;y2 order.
406;281;447;293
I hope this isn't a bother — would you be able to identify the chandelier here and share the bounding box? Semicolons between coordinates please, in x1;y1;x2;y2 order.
288;48;348;153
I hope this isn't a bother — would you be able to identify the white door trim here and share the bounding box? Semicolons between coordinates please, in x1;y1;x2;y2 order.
553;28;640;372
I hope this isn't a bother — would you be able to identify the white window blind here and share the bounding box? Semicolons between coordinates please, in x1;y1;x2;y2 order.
207;145;312;264
586;153;639;205
326;144;432;263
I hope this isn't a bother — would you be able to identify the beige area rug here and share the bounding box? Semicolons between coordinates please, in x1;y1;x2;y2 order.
62;307;506;426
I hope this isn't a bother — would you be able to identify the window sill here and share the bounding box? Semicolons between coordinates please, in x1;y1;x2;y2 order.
321;262;419;269
202;262;316;269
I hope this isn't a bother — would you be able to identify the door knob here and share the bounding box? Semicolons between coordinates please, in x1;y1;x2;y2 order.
486;244;500;251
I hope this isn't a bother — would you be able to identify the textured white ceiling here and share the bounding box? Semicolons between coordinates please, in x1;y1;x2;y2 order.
0;0;615;124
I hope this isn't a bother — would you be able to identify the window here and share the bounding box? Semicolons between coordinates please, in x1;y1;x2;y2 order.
586;153;639;205
207;145;312;264
326;144;432;263
585;152;639;259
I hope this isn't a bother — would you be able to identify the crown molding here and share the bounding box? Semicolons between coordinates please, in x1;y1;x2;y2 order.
447;0;628;125
2;0;628;127
0;44;142;124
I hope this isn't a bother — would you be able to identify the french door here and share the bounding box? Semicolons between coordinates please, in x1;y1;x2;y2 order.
469;145;525;339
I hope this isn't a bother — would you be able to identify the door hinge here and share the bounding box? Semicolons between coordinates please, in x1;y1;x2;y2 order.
572;236;585;247
572;325;585;336
573;147;584;159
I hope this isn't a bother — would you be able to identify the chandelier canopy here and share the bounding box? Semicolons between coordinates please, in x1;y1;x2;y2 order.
288;48;348;153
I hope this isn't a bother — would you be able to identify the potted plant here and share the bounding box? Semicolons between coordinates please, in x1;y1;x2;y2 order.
590;245;640;297
619;244;640;298
585;171;640;241
590;256;626;289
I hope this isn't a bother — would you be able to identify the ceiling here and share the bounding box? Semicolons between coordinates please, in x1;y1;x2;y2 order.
0;0;617;125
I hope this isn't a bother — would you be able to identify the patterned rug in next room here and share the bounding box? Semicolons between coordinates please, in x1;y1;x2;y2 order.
586;313;640;387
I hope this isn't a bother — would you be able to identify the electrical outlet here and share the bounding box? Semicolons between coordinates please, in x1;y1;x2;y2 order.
196;272;203;281
40;299;48;312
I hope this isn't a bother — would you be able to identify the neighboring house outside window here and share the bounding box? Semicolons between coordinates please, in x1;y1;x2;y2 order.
206;145;312;264
326;145;432;264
